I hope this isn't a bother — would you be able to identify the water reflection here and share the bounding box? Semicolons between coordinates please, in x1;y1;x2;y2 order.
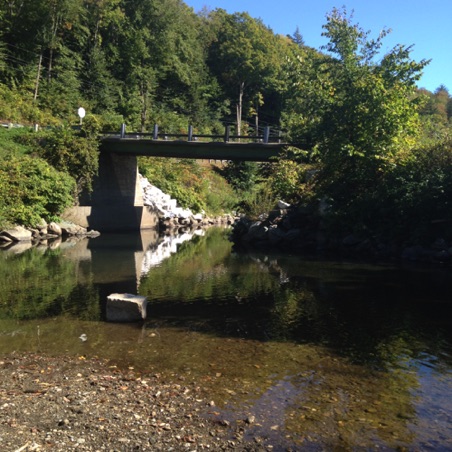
0;228;451;450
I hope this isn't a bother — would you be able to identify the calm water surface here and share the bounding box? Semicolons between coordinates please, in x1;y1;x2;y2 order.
1;228;451;451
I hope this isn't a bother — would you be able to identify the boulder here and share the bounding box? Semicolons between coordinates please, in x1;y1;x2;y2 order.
106;293;147;322
342;234;363;247
48;222;62;236
59;221;87;236
284;228;302;242
86;229;101;238
28;228;40;239
246;222;268;241
0;225;32;242
432;249;451;263
277;200;291;210
35;218;48;231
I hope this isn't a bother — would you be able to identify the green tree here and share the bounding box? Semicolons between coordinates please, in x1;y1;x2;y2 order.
81;0;125;114
285;8;428;167
320;8;427;162
148;0;213;123
417;86;452;145
207;11;282;135
1;0;85;93
282;7;429;234
419;85;450;123
220;161;260;192
290;26;305;47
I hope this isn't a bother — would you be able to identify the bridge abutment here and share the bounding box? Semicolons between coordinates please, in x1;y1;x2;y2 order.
63;152;158;232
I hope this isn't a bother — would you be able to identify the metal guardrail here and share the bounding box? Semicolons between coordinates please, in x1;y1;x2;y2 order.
0;122;25;129
102;124;283;144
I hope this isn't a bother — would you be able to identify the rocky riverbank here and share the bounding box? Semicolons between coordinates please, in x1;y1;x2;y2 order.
0;353;265;451
0;176;236;253
231;201;452;264
0;221;100;253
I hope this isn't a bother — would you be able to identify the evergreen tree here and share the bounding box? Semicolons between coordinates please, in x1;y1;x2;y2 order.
290;26;305;47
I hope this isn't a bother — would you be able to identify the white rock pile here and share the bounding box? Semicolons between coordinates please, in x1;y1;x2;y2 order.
140;175;199;220
140;175;235;230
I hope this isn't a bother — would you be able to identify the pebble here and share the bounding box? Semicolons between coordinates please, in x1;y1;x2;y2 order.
0;353;264;451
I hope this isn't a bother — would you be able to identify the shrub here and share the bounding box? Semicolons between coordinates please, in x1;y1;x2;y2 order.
385;140;452;242
0;155;76;227
236;183;275;220
28;126;99;195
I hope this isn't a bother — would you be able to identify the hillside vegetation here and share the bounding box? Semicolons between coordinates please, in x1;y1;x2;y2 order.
1;3;452;245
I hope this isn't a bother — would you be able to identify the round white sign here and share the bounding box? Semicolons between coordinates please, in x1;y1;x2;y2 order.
78;107;86;119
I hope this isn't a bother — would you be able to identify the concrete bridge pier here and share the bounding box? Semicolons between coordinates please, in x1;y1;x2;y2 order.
63;152;158;232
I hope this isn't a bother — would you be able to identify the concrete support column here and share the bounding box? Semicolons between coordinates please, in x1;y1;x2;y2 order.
63;152;158;232
90;153;143;206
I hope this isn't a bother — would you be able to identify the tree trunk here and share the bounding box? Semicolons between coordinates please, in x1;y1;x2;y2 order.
48;9;61;81
34;52;43;101
93;18;101;47
140;81;147;133
255;99;259;138
237;81;244;139
48;47;53;81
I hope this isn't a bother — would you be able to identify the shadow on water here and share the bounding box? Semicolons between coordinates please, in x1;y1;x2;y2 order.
1;227;452;450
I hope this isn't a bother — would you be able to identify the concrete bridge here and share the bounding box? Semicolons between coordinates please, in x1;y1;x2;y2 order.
63;125;289;232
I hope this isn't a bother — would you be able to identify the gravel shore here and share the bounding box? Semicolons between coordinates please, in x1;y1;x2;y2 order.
0;353;267;451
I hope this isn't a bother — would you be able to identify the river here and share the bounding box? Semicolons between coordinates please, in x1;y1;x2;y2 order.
1;227;451;450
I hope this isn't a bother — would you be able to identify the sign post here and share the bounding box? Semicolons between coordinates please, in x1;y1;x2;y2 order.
78;107;86;126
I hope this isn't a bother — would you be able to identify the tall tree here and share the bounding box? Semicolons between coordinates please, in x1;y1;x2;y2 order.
284;7;429;168
80;0;124;113
111;0;213;130
148;0;214;124
283;7;430;234
0;0;86;108
207;11;281;135
290;26;305;47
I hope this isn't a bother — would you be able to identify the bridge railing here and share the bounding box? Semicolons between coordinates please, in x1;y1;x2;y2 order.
103;124;283;144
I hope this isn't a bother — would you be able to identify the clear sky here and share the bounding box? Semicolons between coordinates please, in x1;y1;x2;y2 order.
184;0;450;93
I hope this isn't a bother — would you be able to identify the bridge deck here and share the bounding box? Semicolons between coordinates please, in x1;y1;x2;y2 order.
100;137;288;162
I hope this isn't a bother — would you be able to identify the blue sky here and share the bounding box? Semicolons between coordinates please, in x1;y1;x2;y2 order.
184;0;451;93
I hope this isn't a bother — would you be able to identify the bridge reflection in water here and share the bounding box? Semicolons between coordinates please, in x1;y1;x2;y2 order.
61;229;205;296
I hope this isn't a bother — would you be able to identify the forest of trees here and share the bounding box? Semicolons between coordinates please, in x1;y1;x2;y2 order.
1;1;452;246
0;0;297;133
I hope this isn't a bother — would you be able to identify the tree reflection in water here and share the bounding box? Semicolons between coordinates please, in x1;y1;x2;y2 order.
0;227;451;450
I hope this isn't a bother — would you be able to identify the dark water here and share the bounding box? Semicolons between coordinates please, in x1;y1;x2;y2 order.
1;228;451;450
